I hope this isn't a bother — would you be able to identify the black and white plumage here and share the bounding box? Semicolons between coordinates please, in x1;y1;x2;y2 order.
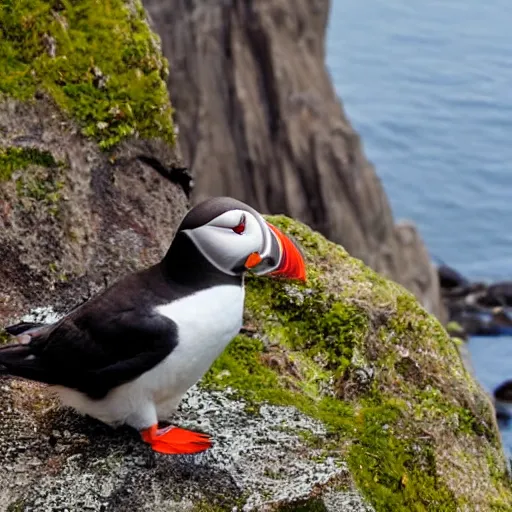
0;196;306;454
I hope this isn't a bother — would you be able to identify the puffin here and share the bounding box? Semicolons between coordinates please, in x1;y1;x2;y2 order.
0;196;306;455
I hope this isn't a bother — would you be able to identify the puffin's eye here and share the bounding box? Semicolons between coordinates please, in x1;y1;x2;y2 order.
232;214;246;234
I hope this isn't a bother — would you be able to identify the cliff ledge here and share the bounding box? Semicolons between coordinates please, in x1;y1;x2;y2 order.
0;217;510;511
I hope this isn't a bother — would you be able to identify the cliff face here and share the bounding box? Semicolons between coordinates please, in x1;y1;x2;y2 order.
142;0;445;321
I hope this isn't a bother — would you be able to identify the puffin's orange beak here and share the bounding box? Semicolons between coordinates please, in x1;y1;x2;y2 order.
267;223;307;282
244;223;307;282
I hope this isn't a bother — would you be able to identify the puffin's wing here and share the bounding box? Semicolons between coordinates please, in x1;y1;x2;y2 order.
0;309;177;399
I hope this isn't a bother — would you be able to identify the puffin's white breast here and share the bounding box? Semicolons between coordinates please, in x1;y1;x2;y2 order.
151;283;245;402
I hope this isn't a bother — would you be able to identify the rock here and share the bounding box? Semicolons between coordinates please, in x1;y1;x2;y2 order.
0;218;510;511
0;0;189;322
437;263;471;290
142;0;445;321
394;222;445;321
0;379;369;511
435;261;512;336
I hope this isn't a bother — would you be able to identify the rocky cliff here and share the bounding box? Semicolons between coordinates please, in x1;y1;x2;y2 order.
0;1;510;511
142;0;445;322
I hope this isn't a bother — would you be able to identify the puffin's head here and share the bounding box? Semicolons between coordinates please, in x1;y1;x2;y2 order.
178;196;306;281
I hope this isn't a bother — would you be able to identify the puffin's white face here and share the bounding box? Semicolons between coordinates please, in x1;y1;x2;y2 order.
182;209;272;276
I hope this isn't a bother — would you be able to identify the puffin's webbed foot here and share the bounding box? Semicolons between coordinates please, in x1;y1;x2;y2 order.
140;424;212;454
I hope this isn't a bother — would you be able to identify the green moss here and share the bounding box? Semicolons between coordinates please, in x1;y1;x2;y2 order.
246;283;368;380
0;331;10;346
6;501;25;512
0;146;64;214
15;164;64;215
201;215;512;511
0;0;175;150
347;401;458;511
446;321;464;334
203;334;319;412
0;147;56;182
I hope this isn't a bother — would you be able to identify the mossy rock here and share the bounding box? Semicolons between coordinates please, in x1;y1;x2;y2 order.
0;0;175;150
0;0;187;322
0;217;510;511
201;215;512;511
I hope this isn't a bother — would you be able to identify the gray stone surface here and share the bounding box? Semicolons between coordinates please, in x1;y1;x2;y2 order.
0;97;188;324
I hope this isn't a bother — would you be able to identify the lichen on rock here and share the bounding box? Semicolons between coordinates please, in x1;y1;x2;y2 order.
0;217;510;511
0;369;369;511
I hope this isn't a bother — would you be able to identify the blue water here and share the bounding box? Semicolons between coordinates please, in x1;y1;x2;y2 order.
326;0;512;451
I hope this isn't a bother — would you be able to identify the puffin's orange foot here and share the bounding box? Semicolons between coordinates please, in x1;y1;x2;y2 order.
140;424;212;455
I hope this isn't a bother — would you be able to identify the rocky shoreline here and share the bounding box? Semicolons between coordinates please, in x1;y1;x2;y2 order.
437;261;512;339
436;260;512;419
